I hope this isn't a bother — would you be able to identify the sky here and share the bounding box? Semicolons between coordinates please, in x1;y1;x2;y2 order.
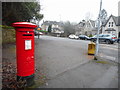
39;0;119;23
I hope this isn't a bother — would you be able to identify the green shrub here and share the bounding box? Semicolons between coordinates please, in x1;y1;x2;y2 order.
37;30;48;32
89;34;93;37
0;25;15;29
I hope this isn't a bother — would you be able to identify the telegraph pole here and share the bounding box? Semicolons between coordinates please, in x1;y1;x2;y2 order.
94;0;102;60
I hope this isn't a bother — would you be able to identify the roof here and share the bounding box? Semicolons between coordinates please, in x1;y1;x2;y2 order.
42;21;64;26
105;28;116;31
112;15;118;25
78;19;96;27
52;28;60;30
118;16;120;26
103;15;120;26
89;20;96;27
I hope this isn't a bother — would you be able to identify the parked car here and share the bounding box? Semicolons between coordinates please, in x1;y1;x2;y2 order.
38;32;44;35
79;35;90;40
34;31;38;36
68;34;79;39
34;31;43;36
90;34;117;44
117;37;120;43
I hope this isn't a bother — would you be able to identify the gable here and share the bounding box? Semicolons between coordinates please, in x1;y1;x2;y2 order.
85;20;95;28
103;15;119;27
89;20;95;27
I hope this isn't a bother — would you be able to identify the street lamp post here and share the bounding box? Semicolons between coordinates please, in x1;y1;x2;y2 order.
94;0;102;60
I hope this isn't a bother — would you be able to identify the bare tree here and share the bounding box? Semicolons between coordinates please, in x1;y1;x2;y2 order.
85;12;93;21
63;21;75;37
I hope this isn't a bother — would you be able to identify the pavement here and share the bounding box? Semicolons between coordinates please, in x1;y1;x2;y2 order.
40;61;118;88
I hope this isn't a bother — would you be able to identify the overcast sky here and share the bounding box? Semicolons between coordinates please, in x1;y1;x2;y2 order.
39;0;119;23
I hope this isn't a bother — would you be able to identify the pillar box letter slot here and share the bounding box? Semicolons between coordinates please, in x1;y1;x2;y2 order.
12;22;37;86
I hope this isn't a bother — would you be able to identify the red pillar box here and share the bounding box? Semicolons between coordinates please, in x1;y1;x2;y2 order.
12;22;37;86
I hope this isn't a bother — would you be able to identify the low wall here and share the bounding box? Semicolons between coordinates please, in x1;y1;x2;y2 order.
2;28;16;44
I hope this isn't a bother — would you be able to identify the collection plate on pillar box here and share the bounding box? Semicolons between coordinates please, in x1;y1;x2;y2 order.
25;40;32;50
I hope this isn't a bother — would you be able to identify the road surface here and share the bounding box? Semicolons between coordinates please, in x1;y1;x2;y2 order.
99;43;118;63
34;35;118;88
35;35;94;79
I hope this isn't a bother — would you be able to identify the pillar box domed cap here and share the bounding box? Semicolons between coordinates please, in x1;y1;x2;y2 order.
12;22;37;28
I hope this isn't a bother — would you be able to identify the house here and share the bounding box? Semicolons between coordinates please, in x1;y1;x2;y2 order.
118;1;120;37
75;19;97;36
102;15;120;38
75;20;86;35
41;21;51;32
84;20;98;35
118;1;120;16
41;21;64;36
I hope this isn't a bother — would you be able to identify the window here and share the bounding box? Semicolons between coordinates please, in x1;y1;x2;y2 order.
103;35;110;37
108;22;111;27
99;34;103;37
107;31;110;33
112;31;115;35
111;22;113;27
108;22;114;27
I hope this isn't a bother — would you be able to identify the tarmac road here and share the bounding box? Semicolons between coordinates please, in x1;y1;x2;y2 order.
99;43;119;63
34;35;118;88
35;35;94;79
